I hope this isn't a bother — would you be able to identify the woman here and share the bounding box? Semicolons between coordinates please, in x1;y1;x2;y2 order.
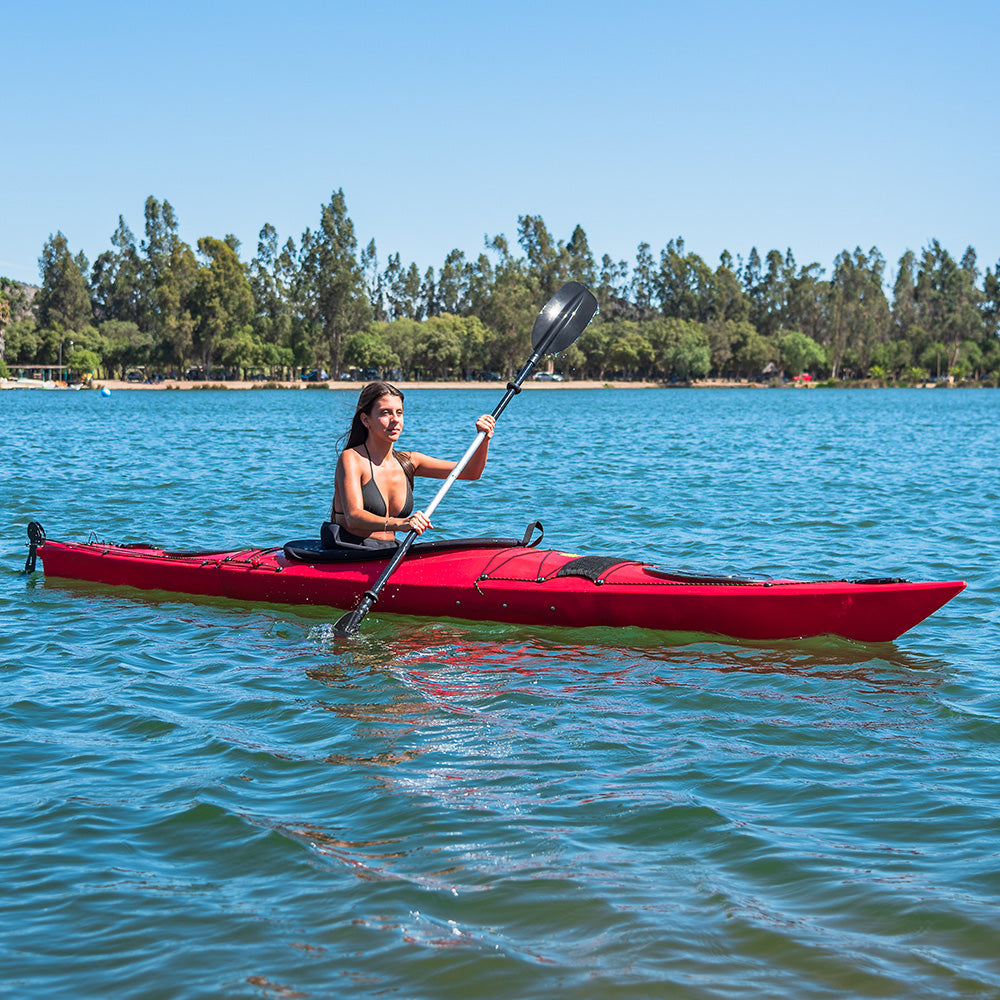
326;381;495;549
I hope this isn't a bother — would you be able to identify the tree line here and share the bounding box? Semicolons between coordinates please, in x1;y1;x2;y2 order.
2;190;999;385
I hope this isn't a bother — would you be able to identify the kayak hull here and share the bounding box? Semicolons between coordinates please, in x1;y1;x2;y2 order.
36;536;966;642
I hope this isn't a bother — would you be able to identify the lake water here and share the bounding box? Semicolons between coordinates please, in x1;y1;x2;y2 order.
2;386;999;999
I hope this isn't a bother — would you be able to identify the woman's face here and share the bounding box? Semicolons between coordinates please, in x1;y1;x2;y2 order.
361;393;404;443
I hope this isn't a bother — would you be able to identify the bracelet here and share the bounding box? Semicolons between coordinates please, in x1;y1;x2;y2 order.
384;518;390;532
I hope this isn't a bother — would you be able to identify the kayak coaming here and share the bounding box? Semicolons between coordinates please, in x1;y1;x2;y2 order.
36;536;966;642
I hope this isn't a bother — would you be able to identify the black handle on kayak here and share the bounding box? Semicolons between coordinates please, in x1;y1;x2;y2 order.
332;282;598;638
23;521;46;573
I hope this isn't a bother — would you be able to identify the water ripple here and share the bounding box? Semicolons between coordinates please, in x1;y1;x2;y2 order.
3;388;999;999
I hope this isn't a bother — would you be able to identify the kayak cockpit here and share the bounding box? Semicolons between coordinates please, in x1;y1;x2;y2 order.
282;535;529;564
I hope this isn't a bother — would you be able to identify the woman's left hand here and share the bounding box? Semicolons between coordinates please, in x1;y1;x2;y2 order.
476;414;496;438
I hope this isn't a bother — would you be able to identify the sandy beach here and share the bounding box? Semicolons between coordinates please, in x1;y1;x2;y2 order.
81;377;759;392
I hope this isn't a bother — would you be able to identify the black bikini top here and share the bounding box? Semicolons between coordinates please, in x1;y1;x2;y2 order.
338;445;414;520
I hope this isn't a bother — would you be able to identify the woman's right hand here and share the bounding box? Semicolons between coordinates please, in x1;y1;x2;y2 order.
397;510;432;535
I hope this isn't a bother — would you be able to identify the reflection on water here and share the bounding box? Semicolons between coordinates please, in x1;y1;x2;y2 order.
310;618;952;702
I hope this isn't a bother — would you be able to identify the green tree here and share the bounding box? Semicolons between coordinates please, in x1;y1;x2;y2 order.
90;216;143;325
953;339;984;379
891;250;918;342
870;339;913;379
567;224;597;288
157;243;198;369
249;224;296;363
420;265;436;319
382;257;423;321
730;324;777;377
707;252;749;324
0;278;32;366
475;253;538;377
913;241;985;364
465;249;497;317
411;316;464;379
99;320;151;377
517;215;569;299
435;249;471;316
140;198;198;369
342;329;399;374
191;236;254;371
576;323;612;379
983;259;1000;342
0;287;9;365
777;330;826;376
918;341;949;379
380;318;422;375
2;317;39;364
631;242;656;315
68;346;101;378
359;239;385;321
755;249;796;336
611;330;655;378
706;319;756;374
426;313;490;376
556;342;586;377
36;233;92;332
217;327;269;376
825;248;890;377
740;247;765;330
784;260;826;344
379;254;425;320
381;253;405;320
903;365;930;383
647;317;711;380
299;190;371;375
596;254;630;319
655;238;714;322
601;319;654;378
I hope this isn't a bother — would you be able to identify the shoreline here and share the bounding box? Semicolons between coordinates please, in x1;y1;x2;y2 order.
3;377;982;392
1;377;780;391
91;379;681;391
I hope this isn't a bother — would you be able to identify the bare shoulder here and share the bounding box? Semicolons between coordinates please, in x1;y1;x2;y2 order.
337;447;364;475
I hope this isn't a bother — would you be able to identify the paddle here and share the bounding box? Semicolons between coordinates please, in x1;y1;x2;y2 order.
333;280;599;637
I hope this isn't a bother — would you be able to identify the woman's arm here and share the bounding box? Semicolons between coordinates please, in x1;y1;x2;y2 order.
409;414;496;481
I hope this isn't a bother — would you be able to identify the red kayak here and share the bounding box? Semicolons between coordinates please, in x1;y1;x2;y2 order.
31;524;965;642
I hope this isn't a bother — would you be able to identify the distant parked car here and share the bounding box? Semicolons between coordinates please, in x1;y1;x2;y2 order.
478;371;502;381
125;369;145;382
185;366;206;380
532;372;564;381
301;369;330;382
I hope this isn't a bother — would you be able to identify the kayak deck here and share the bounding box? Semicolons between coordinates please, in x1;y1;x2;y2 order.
35;532;966;642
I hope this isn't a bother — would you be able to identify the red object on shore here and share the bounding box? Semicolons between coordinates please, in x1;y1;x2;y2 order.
36;535;965;643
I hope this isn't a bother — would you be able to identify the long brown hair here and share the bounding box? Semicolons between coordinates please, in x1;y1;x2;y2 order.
342;381;414;482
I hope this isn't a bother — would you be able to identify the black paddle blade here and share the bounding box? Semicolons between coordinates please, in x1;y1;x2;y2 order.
333;610;364;638
531;282;598;355
333;595;375;638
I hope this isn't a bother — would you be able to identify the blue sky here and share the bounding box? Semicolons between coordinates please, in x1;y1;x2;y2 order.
2;0;997;288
